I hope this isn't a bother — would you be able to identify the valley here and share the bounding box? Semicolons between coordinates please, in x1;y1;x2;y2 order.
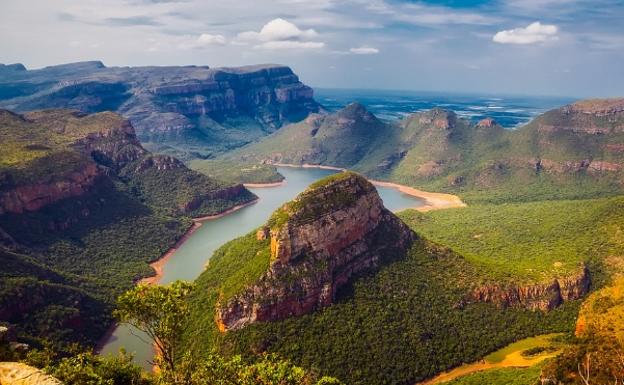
1;61;624;385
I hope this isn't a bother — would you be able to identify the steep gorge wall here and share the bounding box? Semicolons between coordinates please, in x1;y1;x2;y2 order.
467;265;590;311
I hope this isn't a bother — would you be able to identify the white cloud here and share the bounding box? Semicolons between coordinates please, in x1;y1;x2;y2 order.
255;40;325;50
196;33;226;45
179;33;226;49
235;18;324;50
349;46;380;54
493;21;558;45
237;18;318;42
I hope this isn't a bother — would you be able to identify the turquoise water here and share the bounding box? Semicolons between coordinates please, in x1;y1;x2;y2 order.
99;167;424;367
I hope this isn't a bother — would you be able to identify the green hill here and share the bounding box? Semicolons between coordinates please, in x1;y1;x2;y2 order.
0;109;255;350
200;99;624;204
176;173;624;385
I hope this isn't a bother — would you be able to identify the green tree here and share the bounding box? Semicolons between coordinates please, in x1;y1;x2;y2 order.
50;351;149;385
115;281;193;383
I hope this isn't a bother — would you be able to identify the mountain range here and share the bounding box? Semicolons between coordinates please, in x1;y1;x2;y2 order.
0;61;321;159
211;99;624;203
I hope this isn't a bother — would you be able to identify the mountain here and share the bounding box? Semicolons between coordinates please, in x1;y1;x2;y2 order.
216;98;624;203
0;62;321;159
181;171;585;385
0;108;255;348
215;172;415;331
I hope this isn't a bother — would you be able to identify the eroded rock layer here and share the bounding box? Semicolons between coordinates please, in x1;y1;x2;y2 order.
467;264;590;311
215;172;415;331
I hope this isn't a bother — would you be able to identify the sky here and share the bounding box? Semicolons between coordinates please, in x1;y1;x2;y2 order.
1;0;623;97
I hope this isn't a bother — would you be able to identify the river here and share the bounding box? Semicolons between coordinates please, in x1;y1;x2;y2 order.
99;166;425;368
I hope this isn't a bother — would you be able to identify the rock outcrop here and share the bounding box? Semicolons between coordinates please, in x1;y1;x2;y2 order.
0;362;62;385
467;264;590;311
0;109;255;217
215;172;415;331
0;163;101;215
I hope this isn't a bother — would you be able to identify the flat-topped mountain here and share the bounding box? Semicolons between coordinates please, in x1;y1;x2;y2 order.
0;108;255;347
215;172;415;331
0;61;321;159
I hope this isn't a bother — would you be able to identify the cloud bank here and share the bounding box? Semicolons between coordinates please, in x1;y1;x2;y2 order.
493;21;558;45
236;18;324;50
349;46;379;54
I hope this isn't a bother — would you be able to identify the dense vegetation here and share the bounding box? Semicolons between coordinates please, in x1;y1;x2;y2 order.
183;236;580;385
122;156;256;217
1;281;341;385
0;109;254;350
399;196;624;284
0;180;191;347
189;160;284;185
445;366;542;385
541;274;624;384
180;181;624;385
212;101;624;205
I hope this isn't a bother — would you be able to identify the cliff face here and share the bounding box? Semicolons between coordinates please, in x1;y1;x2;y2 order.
467;265;590;311
215;172;415;331
0;109;255;218
0;62;321;158
0;163;101;215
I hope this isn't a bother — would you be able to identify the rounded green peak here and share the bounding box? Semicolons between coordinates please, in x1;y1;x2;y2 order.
306;171;369;190
267;171;375;230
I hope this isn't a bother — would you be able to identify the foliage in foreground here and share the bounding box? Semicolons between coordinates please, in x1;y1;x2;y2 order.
113;281;343;385
541;277;624;384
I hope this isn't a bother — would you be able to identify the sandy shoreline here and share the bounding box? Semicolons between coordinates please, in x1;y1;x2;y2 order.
273;163;466;212
95;199;259;354
142;199;259;285
369;180;466;212
244;180;286;188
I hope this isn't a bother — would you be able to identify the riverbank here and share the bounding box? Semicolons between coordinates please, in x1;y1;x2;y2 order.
272;163;466;212
369;180;466;212
97;199;259;354
141;199;259;285
243;181;286;188
417;334;561;385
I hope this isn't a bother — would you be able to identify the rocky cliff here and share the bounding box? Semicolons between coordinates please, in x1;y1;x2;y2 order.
467;264;590;311
0;62;321;158
215;172;415;331
0;109;255;217
0;362;62;385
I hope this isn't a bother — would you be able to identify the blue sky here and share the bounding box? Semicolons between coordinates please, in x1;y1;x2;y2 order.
1;0;623;97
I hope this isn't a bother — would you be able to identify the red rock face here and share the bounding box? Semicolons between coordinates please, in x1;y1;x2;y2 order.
215;173;415;331
467;265;590;311
0;164;101;215
477;117;496;128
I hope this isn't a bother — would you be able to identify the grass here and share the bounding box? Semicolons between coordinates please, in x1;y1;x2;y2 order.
189;159;284;185
398;196;624;283
444;365;543;385
484;334;561;364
